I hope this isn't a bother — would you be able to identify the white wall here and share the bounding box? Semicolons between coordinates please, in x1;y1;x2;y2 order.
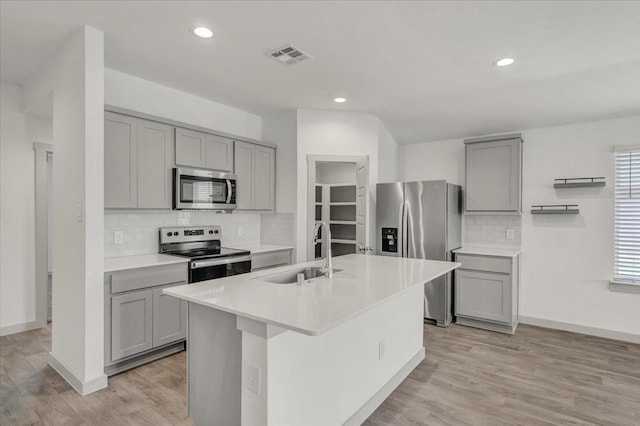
398;115;640;339
316;162;356;185
22;26;107;393
399;137;465;185
378;121;399;183
0;83;53;333
520;116;639;337
296;109;382;263
1;83;34;331
105;68;262;140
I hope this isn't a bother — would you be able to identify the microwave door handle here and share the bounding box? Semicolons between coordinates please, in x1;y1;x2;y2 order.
226;180;232;203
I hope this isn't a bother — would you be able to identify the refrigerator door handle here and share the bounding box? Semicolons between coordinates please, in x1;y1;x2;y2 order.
402;200;409;257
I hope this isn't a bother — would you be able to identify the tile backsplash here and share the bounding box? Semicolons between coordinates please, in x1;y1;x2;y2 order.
464;215;521;248
261;213;294;245
105;211;261;257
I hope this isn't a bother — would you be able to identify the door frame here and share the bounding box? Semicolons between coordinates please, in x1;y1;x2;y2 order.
306;155;369;261
34;142;53;328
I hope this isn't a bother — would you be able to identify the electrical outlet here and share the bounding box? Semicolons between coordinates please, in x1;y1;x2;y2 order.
247;364;261;394
506;228;515;240
114;231;124;245
379;341;385;360
237;225;244;236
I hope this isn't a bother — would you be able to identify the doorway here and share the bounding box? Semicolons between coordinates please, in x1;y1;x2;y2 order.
307;155;370;261
34;142;53;328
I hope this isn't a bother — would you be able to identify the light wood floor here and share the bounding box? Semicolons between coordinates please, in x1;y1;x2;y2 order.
1;323;639;425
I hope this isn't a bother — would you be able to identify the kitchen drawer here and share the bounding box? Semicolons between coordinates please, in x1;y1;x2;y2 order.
110;263;187;294
252;250;291;271
455;254;511;274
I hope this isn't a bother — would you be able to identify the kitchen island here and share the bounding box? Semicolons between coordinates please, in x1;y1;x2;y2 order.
164;254;459;425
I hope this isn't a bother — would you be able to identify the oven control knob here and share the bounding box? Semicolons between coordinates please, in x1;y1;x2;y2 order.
209;230;214;234
173;232;179;236
166;232;172;237
214;230;219;234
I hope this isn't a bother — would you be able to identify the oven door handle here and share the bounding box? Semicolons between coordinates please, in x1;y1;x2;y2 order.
226;180;232;204
191;255;252;269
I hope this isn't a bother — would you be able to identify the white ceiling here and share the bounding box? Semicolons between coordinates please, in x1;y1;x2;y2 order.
2;1;640;144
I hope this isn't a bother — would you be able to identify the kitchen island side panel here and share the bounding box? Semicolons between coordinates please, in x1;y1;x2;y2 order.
266;284;424;425
188;302;242;425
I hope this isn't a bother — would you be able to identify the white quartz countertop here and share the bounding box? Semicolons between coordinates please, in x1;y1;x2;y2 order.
233;243;294;254
164;254;459;336
104;254;188;273
453;246;521;257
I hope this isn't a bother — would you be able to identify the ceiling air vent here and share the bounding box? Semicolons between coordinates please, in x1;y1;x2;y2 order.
266;44;312;66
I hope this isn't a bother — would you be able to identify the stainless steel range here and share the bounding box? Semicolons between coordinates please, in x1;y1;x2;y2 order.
159;226;251;283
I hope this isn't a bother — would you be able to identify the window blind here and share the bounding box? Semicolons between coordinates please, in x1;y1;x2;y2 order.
614;146;640;283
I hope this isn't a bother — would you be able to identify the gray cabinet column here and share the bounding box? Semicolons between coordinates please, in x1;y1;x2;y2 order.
105;112;138;208
137;119;174;208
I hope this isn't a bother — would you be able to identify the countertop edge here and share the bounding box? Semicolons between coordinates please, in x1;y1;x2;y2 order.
452;246;521;257
163;259;460;336
104;254;189;273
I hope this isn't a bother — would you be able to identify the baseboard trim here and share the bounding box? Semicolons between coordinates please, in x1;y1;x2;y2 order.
344;347;425;426
0;320;42;337
519;315;640;344
48;353;108;395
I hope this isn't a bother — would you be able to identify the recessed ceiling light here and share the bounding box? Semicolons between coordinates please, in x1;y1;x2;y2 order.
334;97;346;103
193;27;213;39
494;58;515;67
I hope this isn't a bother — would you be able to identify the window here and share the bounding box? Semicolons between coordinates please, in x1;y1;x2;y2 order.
614;146;640;283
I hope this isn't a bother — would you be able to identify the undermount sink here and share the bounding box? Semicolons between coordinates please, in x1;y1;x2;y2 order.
258;267;343;284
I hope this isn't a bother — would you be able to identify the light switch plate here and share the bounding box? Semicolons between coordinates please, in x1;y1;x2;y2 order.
506;228;515;240
237;225;244;236
114;231;124;245
247;363;261;394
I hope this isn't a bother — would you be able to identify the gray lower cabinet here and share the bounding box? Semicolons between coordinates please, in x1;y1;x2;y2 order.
105;263;188;375
456;270;511;323
234;141;275;211
111;289;154;361
464;134;522;214
104;112;173;209
175;127;234;172
454;253;519;334
153;285;187;347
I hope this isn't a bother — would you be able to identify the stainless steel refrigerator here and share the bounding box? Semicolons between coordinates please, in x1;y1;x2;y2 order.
376;181;461;327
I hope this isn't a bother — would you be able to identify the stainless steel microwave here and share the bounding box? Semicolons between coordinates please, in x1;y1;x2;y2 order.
173;167;237;210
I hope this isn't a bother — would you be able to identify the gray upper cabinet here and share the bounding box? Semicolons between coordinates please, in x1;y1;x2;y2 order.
175;128;206;168
204;134;234;172
465;134;522;214
253;145;275;210
105;112;138;208
111;289;153;361
105;112;173;209
137;120;173;209
152;286;187;347
175;127;234;172
234;141;275;211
